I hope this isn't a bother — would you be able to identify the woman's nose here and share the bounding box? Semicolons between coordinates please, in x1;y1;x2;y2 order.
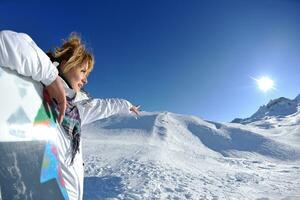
82;77;88;85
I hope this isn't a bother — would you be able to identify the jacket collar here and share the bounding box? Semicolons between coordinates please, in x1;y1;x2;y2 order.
58;76;76;99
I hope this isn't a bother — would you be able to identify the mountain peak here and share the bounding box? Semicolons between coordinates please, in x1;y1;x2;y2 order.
232;94;300;124
294;94;300;102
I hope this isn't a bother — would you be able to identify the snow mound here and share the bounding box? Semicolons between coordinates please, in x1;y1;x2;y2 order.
82;111;300;199
83;112;300;162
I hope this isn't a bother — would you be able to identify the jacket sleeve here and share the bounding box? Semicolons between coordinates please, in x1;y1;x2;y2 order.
0;30;58;86
77;98;133;126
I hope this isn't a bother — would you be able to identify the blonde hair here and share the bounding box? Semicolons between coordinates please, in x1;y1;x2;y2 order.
47;33;94;76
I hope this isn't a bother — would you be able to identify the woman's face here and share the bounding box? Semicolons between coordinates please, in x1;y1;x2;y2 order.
62;61;89;92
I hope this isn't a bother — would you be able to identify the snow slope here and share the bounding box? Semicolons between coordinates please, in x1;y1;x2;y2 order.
82;103;300;199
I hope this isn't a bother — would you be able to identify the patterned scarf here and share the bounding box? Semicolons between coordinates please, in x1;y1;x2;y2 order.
43;90;81;165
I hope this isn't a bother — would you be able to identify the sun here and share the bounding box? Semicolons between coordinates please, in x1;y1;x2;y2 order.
254;76;275;92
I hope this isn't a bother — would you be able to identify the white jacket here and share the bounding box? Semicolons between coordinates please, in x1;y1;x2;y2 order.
0;30;134;200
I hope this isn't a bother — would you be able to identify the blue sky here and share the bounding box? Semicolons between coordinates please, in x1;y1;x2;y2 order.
1;0;300;122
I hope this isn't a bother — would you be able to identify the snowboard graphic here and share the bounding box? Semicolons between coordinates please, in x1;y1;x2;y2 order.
0;67;81;200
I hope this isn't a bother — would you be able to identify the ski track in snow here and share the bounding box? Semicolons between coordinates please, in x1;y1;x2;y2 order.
82;112;300;200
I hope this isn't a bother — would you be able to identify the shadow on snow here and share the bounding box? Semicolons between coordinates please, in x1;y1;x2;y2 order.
84;176;124;200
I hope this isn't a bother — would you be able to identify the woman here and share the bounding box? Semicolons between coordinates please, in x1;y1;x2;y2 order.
46;33;140;163
0;30;140;200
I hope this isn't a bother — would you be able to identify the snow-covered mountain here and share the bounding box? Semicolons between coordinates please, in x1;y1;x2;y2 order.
82;96;300;199
232;94;300;125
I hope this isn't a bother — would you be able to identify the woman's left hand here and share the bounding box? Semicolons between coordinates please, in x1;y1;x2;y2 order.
130;105;141;117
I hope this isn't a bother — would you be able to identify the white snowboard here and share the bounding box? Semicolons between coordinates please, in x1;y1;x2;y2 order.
0;67;83;200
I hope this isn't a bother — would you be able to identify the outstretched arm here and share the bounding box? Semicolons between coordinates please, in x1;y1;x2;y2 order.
77;98;140;126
